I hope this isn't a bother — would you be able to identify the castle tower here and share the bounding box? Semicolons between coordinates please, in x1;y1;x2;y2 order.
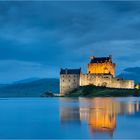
60;68;81;95
87;55;116;77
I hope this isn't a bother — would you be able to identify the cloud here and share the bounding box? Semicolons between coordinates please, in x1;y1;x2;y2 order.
0;60;59;83
0;1;140;82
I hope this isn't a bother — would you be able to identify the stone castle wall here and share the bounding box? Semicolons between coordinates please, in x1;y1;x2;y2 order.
60;74;80;95
80;74;112;87
80;74;134;89
60;73;134;95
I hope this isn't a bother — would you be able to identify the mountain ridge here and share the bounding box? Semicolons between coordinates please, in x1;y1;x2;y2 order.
0;78;59;97
117;67;140;84
13;77;41;84
0;66;139;97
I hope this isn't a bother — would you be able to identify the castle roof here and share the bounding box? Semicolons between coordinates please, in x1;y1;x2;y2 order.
60;68;81;75
90;56;111;63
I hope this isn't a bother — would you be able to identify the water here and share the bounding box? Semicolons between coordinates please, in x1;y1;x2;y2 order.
0;97;140;139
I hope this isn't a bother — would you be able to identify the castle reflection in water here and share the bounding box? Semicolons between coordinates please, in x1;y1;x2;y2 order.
60;98;140;137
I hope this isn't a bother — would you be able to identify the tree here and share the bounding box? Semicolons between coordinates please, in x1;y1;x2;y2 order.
41;91;54;97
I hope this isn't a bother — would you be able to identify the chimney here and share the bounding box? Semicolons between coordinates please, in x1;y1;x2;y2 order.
80;67;82;74
90;56;94;60
109;55;112;62
60;68;63;74
109;55;112;59
65;68;68;74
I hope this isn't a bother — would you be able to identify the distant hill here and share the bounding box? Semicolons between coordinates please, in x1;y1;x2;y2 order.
0;78;59;97
13;77;41;84
0;84;9;88
0;67;139;97
118;67;140;84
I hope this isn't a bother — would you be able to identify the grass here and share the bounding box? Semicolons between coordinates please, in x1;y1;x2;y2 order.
65;85;140;97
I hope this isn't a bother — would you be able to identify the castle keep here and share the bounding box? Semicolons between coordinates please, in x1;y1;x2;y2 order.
88;55;115;77
60;55;134;95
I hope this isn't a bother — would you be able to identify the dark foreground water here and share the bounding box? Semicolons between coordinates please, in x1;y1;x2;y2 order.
0;97;140;139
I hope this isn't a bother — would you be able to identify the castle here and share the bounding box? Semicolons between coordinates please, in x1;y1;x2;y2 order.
60;55;134;95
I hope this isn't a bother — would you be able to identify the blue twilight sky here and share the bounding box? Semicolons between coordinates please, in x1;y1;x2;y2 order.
0;1;140;83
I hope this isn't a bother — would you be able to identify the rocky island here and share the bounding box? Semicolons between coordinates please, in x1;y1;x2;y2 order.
63;85;140;97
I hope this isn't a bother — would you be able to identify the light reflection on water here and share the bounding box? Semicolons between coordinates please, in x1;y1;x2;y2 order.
60;97;140;139
0;97;139;139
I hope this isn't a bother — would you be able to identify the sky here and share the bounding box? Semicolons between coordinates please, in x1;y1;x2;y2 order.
0;1;140;83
